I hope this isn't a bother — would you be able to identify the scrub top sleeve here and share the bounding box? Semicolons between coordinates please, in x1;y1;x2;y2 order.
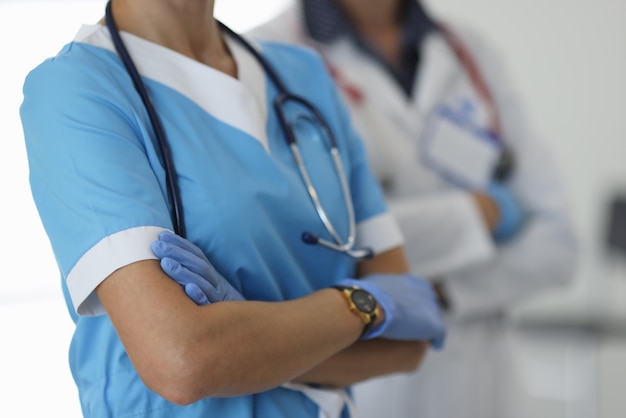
323;70;404;255
21;56;173;316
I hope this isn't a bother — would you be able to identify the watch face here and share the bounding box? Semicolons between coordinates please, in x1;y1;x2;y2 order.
351;289;376;314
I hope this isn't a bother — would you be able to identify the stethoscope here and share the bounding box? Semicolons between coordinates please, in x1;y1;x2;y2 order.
104;1;373;260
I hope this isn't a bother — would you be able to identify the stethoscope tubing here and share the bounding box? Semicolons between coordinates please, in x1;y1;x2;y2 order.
105;1;186;237
103;0;371;259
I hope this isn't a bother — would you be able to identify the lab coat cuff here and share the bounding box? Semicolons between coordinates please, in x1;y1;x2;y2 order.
391;192;495;279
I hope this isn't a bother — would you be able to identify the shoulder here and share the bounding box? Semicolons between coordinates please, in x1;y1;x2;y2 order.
255;38;334;91
428;20;520;106
26;25;116;82
21;34;138;138
259;39;324;66
24;43;90;96
435;21;507;71
23;39;123;111
246;3;301;44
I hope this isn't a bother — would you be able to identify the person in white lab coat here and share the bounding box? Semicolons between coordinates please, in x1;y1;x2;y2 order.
248;0;579;417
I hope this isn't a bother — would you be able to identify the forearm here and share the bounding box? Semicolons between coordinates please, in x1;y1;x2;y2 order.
97;260;364;404
292;338;428;388
280;246;425;388
356;245;409;277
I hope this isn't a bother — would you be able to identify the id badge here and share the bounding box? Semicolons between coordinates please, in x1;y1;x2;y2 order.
420;104;501;190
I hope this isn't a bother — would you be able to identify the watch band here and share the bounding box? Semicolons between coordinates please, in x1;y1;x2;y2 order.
332;285;379;338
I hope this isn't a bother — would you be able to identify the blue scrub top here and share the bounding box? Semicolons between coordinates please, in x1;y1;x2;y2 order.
21;24;401;418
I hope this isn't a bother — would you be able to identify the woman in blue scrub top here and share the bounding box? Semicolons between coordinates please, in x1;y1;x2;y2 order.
20;0;445;417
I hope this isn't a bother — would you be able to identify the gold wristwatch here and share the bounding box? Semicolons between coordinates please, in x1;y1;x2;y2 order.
332;285;379;338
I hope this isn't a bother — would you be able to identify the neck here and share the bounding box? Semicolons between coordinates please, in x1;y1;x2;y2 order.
337;0;402;32
336;0;404;64
105;0;236;76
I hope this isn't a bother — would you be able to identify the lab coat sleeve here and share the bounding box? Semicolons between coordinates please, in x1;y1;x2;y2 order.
387;190;496;279
440;26;579;318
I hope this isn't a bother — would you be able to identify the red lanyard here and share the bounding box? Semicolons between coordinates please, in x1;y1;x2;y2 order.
437;23;502;137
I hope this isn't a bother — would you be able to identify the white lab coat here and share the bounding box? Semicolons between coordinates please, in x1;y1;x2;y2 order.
249;3;578;417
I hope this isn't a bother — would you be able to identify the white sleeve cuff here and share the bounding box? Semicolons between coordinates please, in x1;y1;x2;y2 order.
67;226;169;317
356;212;404;255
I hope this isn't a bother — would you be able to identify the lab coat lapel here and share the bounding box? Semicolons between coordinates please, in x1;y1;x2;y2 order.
413;32;461;121
274;3;423;134
319;40;416;181
325;39;415;131
321;31;463;140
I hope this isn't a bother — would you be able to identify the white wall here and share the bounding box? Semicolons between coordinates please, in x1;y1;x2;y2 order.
1;0;624;417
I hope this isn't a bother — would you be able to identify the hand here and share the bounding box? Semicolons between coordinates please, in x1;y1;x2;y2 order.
473;182;525;242
151;231;244;305
336;274;446;349
485;182;525;242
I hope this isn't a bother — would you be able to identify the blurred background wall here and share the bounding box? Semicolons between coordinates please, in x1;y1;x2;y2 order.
427;2;626;418
1;0;624;417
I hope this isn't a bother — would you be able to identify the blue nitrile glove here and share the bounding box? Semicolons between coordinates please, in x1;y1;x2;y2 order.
336;274;446;350
486;182;525;243
151;231;244;305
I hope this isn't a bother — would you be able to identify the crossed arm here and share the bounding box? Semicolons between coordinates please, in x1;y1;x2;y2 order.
96;246;428;405
293;245;429;388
